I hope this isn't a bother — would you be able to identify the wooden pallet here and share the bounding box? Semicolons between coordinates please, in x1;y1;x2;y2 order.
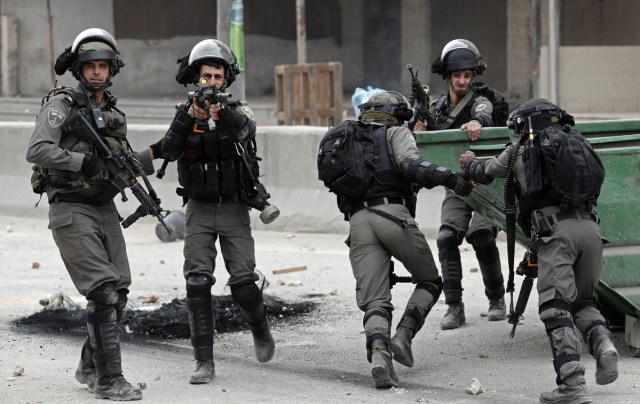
275;62;343;126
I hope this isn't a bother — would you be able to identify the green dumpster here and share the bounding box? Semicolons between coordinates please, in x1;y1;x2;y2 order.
415;119;640;356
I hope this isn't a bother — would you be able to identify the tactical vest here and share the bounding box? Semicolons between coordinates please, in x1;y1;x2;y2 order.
37;87;128;196
348;125;412;206
432;93;478;130
176;119;244;202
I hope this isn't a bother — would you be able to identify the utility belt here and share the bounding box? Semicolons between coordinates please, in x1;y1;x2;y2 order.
177;187;241;205
532;209;598;237
349;196;407;216
50;192;106;207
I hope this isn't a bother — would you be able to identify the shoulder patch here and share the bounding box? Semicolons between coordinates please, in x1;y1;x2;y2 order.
48;108;67;128
239;105;255;121
476;103;487;112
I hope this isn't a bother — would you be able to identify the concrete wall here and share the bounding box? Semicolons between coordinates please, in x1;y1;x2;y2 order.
538;46;640;113
3;123;445;236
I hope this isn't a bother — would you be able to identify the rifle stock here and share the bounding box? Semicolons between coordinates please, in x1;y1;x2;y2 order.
64;113;171;233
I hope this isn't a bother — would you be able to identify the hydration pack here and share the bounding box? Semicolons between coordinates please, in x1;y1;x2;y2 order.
317;120;377;198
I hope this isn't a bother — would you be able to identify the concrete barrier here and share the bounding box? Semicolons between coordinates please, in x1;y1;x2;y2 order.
2;122;445;235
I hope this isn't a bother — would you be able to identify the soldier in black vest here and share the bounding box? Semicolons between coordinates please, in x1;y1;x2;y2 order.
324;91;472;388
149;39;274;385
414;39;506;330
26;28;145;401
460;98;619;404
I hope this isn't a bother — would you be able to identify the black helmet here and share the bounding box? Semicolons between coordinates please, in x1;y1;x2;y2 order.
507;98;575;141
358;90;413;126
431;39;486;79
185;39;240;88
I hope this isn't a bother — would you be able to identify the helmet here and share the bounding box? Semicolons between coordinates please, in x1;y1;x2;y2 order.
186;39;240;87
358;91;413;126
431;39;486;79
55;28;124;88
507;98;575;142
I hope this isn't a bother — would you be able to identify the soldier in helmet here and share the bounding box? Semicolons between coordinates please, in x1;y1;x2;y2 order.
148;39;274;384
318;90;472;387
414;39;507;331
26;28;144;400
460;98;619;404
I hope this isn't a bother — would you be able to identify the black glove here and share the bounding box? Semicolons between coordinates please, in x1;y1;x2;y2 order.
447;172;473;197
54;46;74;76
81;154;106;178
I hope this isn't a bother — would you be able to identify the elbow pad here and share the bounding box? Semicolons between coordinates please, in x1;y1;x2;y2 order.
161;107;194;160
465;158;494;185
217;107;256;143
401;159;453;189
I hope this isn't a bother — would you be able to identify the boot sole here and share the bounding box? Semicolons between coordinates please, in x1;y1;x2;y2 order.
596;349;619;385
440;318;466;330
94;391;143;401
371;366;399;389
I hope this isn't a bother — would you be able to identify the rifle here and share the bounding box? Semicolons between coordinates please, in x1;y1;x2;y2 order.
63;112;171;234
389;261;412;289
188;77;232;130
406;64;437;130
507;250;538;338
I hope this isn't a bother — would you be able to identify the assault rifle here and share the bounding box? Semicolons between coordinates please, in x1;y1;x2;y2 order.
64;112;171;233
507;250;538;338
407;64;437;131
389;261;412;289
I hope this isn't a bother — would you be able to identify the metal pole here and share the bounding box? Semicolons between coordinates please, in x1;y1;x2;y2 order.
549;0;560;104
296;0;307;65
217;0;245;100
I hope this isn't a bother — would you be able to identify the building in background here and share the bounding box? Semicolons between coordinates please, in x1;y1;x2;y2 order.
1;0;639;116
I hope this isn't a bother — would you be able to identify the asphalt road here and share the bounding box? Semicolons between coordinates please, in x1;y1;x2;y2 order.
0;214;638;403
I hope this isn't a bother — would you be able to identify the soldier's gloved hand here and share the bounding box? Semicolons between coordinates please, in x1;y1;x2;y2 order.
81;154;106;178
447;172;473;197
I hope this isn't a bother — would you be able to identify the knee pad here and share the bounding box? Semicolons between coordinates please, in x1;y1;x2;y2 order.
231;280;262;310
88;282;118;310
437;226;460;250
416;277;443;300
466;228;497;250
186;274;213;298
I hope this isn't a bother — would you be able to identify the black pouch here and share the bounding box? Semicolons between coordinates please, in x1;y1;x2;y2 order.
532;210;553;237
220;159;236;195
190;162;206;198
205;162;218;196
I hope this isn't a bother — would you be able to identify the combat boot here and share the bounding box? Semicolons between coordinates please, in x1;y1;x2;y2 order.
370;340;399;389
487;297;507;321
440;301;465;330
588;325;619;385
74;337;96;391
94;374;143;401
189;359;215;384
390;317;417;367
232;283;275;363
539;367;591;404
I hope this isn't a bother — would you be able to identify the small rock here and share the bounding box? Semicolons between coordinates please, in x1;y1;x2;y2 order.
143;294;159;303
6;377;16;381
12;365;24;376
329;289;338;295
469;267;479;273
32;261;40;269
466;378;484;395
286;280;303;286
160;259;165;264
137;382;147;390
416;397;425;403
285;234;295;239
6;225;14;233
478;350;489;358
39;298;49;306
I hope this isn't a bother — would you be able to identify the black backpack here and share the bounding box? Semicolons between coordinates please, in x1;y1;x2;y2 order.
472;81;509;126
520;125;605;221
317;120;377;198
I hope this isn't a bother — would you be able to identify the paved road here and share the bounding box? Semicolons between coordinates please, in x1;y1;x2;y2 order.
0;214;638;403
